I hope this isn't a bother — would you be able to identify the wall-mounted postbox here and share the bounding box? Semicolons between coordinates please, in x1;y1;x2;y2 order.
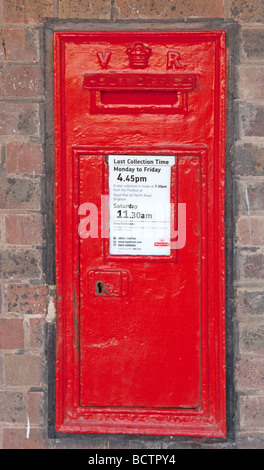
54;31;226;436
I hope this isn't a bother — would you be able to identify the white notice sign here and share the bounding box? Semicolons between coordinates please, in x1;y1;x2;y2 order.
108;155;175;256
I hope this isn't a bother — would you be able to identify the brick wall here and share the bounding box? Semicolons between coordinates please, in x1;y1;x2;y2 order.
0;0;264;449
234;17;264;448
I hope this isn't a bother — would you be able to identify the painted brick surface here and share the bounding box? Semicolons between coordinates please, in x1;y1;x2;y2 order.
0;0;263;451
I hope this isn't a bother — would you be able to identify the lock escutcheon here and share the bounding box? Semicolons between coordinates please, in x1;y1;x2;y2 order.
89;269;129;297
95;280;103;295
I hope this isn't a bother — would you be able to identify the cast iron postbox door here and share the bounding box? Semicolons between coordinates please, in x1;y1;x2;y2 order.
54;31;226;436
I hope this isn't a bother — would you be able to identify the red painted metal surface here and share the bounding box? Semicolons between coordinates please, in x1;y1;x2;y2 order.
54;31;227;436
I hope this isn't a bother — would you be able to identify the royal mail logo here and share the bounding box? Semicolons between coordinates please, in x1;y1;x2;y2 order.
154;242;170;247
126;42;152;69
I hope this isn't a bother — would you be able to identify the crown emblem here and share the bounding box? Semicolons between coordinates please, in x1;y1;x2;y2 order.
126;42;152;69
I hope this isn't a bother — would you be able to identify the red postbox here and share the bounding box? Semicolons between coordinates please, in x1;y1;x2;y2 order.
54;31;226;436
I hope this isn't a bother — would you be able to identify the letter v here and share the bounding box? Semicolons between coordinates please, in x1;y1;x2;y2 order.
97;51;112;69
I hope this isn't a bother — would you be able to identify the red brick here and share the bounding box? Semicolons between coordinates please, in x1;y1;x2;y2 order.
0;216;4;243
7;284;47;315
237;216;264;246
0;39;5;62
237;182;264;213
0;391;26;423
240;396;264;429
239;103;264;138
0;318;24;349
1;27;39;62
238;66;264;101
115;0;224;19
0;178;40;210
58;0;111;19
0;285;2;314
236;357;264;391
3;428;48;449
236;288;264;316
3;0;54;25
55;435;109;449
27;317;45;348
6;214;42;245
0;65;42;98
0;102;40;136
234;143;264;177
240;252;264;280
5;353;43;386
239;320;264;354
0;249;42;279
237;433;264;449
226;0;264;22
0;354;4;385
5;141;43;175
28;391;44;424
242;28;264;61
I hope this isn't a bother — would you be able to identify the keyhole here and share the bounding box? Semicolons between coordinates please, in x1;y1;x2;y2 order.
95;280;103;295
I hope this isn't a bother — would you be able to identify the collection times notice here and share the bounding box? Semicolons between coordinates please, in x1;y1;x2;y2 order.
108;155;175;256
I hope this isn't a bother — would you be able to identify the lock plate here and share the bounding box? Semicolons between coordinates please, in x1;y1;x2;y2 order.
88;270;129;297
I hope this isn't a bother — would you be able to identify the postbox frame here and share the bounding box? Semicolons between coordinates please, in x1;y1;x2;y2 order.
54;30;227;437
